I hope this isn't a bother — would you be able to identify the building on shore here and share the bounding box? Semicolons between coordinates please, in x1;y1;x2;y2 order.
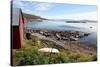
11;8;25;49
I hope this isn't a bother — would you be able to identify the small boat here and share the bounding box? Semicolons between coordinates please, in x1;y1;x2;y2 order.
38;48;59;54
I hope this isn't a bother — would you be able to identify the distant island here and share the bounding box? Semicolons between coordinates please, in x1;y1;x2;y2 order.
47;19;97;23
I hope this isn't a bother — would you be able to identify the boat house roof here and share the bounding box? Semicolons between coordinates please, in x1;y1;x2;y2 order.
12;8;21;26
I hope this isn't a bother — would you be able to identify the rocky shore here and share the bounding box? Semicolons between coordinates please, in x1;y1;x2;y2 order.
26;29;91;41
25;29;97;54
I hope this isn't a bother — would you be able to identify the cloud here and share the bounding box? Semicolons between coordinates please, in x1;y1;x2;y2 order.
42;11;97;20
33;2;56;12
12;1;97;21
12;1;56;14
12;0;35;14
12;0;23;8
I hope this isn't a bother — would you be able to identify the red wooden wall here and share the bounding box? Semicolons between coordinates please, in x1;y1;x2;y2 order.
19;13;24;48
12;12;24;49
12;26;21;49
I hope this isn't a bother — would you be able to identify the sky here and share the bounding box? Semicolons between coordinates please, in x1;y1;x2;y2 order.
12;0;97;20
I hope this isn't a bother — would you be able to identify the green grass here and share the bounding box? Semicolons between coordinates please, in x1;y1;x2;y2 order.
12;34;97;66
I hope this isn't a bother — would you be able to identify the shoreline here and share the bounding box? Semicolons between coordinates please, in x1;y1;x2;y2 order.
28;29;97;54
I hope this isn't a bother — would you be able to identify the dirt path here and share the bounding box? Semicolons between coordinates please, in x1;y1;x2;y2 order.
32;33;66;48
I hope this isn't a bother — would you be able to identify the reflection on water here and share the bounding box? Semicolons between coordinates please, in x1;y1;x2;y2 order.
25;20;97;45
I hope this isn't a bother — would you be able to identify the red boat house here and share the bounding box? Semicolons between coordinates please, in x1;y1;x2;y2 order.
11;8;24;49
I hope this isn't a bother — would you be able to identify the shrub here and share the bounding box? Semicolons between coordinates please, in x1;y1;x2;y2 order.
12;35;97;66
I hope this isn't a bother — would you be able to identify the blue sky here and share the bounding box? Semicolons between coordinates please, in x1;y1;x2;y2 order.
13;0;97;20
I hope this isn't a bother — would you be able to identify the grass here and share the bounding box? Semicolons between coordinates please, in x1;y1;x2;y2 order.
12;34;97;66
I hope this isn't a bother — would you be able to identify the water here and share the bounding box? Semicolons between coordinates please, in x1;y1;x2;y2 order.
25;20;97;45
80;32;97;45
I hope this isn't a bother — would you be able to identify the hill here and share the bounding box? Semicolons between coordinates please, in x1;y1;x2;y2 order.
23;13;47;22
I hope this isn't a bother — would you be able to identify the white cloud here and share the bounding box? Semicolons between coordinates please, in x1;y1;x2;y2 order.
12;0;34;14
12;1;97;21
42;11;97;20
12;0;23;8
34;2;56;11
12;1;56;14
